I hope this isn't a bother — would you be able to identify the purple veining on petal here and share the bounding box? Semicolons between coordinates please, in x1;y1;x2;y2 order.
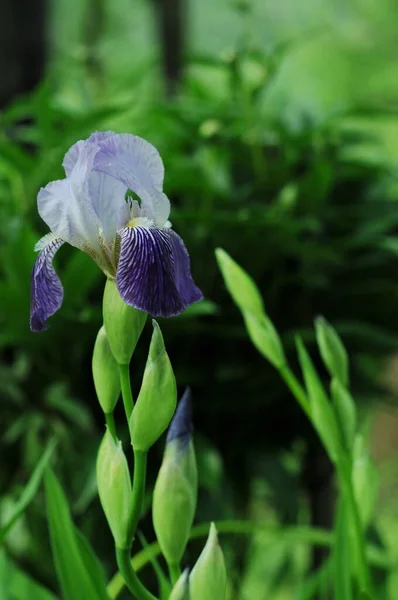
30;237;64;332
116;226;203;318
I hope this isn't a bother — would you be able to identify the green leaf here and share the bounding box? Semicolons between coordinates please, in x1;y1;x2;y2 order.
352;435;379;527
0;548;59;600
0;438;57;544
330;378;357;452
45;468;109;600
296;337;342;463
315;317;349;385
215;248;263;316
333;500;353;600
216;248;285;368
74;529;110;600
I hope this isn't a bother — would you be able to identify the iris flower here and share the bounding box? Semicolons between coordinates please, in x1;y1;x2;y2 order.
30;131;203;331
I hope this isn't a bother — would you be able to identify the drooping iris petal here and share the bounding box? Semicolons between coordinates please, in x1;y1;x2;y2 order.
30;234;64;332
94;133;171;227
88;171;130;246
116;226;203;317
38;142;101;253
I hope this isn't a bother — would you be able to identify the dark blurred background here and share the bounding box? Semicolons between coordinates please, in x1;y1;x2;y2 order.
2;0;398;597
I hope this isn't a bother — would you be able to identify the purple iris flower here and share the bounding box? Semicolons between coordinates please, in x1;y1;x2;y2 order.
30;131;203;332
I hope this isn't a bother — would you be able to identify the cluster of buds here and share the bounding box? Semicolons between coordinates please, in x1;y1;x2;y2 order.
93;281;227;598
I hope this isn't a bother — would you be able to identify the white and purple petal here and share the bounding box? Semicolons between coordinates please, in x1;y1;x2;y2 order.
30;234;64;332
38;142;102;253
93;133;171;227
116;226;203;317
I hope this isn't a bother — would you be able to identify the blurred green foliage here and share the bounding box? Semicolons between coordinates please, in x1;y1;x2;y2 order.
2;0;398;597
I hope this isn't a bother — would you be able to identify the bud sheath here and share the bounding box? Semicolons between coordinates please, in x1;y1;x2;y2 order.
96;431;132;549
103;279;147;365
190;524;227;600
130;321;177;451
92;325;120;413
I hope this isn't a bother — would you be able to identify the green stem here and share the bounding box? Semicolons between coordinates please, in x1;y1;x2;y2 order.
105;412;117;440
278;364;311;418
119;364;134;421
339;460;372;592
279;363;372;593
168;563;181;586
127;450;148;542
116;547;158;600
108;520;394;599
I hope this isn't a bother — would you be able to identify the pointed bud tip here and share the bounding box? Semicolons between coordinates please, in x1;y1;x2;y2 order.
167;388;193;444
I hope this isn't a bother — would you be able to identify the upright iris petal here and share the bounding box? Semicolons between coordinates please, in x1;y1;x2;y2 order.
116;226;203;318
30;234;64;332
30;131;203;332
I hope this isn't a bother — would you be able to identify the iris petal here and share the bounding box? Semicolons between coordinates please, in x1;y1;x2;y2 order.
116;226;203;317
94;133;171;227
30;234;64;332
38;142;101;253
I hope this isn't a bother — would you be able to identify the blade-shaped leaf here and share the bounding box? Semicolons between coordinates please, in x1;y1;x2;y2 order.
0;438;57;544
0;548;58;600
45;468;109;600
296;337;342;463
75;528;110;600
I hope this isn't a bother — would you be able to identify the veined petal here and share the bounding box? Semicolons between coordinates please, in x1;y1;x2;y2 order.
94;133;171;227
89;171;130;245
62;131;115;176
30;234;64;332
38;142;101;252
116;226;203;317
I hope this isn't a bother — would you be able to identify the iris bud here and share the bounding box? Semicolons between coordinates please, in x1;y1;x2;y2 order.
169;569;190;600
153;389;197;565
190;523;227;600
103;279;147;365
92;325;120;413
130;321;177;451
96;430;132;549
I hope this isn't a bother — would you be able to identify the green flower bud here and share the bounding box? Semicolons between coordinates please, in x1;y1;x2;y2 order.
92;325;120;413
315;316;348;385
169;569;190;600
153;390;197;564
190;524;227;600
96;430;132;549
130;321;177;451
103;279;147;365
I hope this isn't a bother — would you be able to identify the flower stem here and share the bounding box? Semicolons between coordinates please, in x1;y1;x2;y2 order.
105;412;117;440
116;547;158;600
127;450;148;542
278;364;311;418
119;363;134;421
168;563;181;586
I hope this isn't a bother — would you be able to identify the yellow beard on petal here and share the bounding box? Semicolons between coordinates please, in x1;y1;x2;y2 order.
127;217;153;229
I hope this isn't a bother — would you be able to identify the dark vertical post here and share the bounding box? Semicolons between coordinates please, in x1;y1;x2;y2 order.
152;0;186;96
0;0;46;108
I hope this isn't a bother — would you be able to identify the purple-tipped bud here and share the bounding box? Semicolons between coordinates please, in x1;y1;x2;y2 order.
153;389;197;565
167;388;193;447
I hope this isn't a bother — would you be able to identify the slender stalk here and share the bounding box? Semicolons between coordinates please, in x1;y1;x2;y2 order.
339;459;372;592
116;547;158;600
278;364;311;418
105;412;117;440
168;563;181;586
127;450;148;542
279;363;373;593
119;363;134;421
